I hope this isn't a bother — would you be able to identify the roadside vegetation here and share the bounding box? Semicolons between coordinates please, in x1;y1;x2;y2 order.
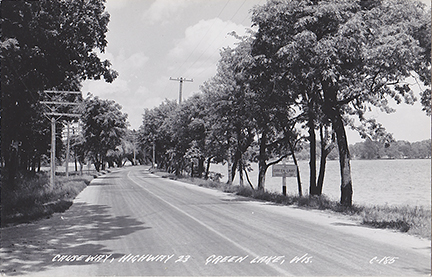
1;172;94;226
154;169;431;240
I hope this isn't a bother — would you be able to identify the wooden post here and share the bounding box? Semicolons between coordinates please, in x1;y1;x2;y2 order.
152;141;156;168
50;117;56;187
65;121;70;177
282;176;287;196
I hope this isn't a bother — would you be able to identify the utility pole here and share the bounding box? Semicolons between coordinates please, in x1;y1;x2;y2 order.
50;117;56;187
170;77;193;104
152;141;156;169
132;129;137;165
65;121;70;177
41;90;82;187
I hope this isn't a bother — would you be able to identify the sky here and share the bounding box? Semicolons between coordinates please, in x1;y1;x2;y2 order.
82;0;431;144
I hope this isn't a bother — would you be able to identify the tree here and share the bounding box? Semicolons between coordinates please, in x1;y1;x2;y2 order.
316;125;336;195
200;36;256;185
247;50;300;190
1;0;117;184
250;0;334;196
139;99;178;171
251;0;430;206
164;95;208;176
80;95;127;172
70;132;86;175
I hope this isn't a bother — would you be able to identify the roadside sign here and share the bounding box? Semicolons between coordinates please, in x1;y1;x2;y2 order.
272;164;297;177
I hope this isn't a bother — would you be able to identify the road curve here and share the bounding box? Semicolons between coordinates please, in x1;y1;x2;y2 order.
1;165;430;276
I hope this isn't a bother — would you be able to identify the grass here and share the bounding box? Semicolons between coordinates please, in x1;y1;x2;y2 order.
1;172;94;226
154;170;431;240
360;205;431;238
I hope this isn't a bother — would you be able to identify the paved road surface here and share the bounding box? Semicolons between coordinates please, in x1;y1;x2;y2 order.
1;166;430;276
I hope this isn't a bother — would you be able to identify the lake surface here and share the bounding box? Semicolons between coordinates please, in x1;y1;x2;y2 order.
210;159;431;208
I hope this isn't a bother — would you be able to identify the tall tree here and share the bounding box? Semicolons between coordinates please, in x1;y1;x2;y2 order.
201;36;256;185
80;95;127;172
166;94;208;176
139;99;178;171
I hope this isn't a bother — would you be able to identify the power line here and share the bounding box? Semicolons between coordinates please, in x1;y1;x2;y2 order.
185;0;249;81
173;0;231;78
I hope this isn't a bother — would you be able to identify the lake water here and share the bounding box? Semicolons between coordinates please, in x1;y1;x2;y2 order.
209;159;431;208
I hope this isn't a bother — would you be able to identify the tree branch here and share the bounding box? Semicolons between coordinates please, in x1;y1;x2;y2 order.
267;153;291;167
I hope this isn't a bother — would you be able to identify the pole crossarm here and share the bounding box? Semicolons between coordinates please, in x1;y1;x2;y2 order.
40;101;81;106
43;90;82;94
169;77;193;82
45;112;81;117
40;90;82;119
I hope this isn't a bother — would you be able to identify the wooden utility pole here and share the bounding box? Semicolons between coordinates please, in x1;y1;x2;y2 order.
152;141;156;168
41;90;81;187
50;117;56;187
65;122;70;177
169;77;193;104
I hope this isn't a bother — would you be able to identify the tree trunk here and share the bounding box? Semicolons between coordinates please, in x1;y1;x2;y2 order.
288;139;302;196
257;162;267;190
317;126;327;195
204;156;212;180
239;159;244;186
37;156;41;173
317;154;326;196
244;168;255;190
101;154;107;170
322;80;353;206
308;110;318;195
230;149;241;183
334;116;353;206
31;155;37;173
94;162;100;172
227;153;232;185
198;157;204;178
257;131;267;190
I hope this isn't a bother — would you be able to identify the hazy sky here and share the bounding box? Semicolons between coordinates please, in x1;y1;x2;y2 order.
82;0;431;143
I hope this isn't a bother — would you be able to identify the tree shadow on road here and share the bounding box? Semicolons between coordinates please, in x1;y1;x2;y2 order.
1;202;149;276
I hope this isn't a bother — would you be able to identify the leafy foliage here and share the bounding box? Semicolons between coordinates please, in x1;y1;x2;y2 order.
80;95;128;171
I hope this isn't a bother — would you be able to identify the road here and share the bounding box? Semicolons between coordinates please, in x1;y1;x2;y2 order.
1;165;430;276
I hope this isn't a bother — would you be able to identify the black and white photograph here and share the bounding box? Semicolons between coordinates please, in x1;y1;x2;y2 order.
1;0;431;276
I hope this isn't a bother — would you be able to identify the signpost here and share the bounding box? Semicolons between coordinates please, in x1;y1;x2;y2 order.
272;164;297;196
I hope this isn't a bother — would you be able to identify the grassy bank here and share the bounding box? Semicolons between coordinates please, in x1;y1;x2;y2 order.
155;170;431;240
1;172;94;226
